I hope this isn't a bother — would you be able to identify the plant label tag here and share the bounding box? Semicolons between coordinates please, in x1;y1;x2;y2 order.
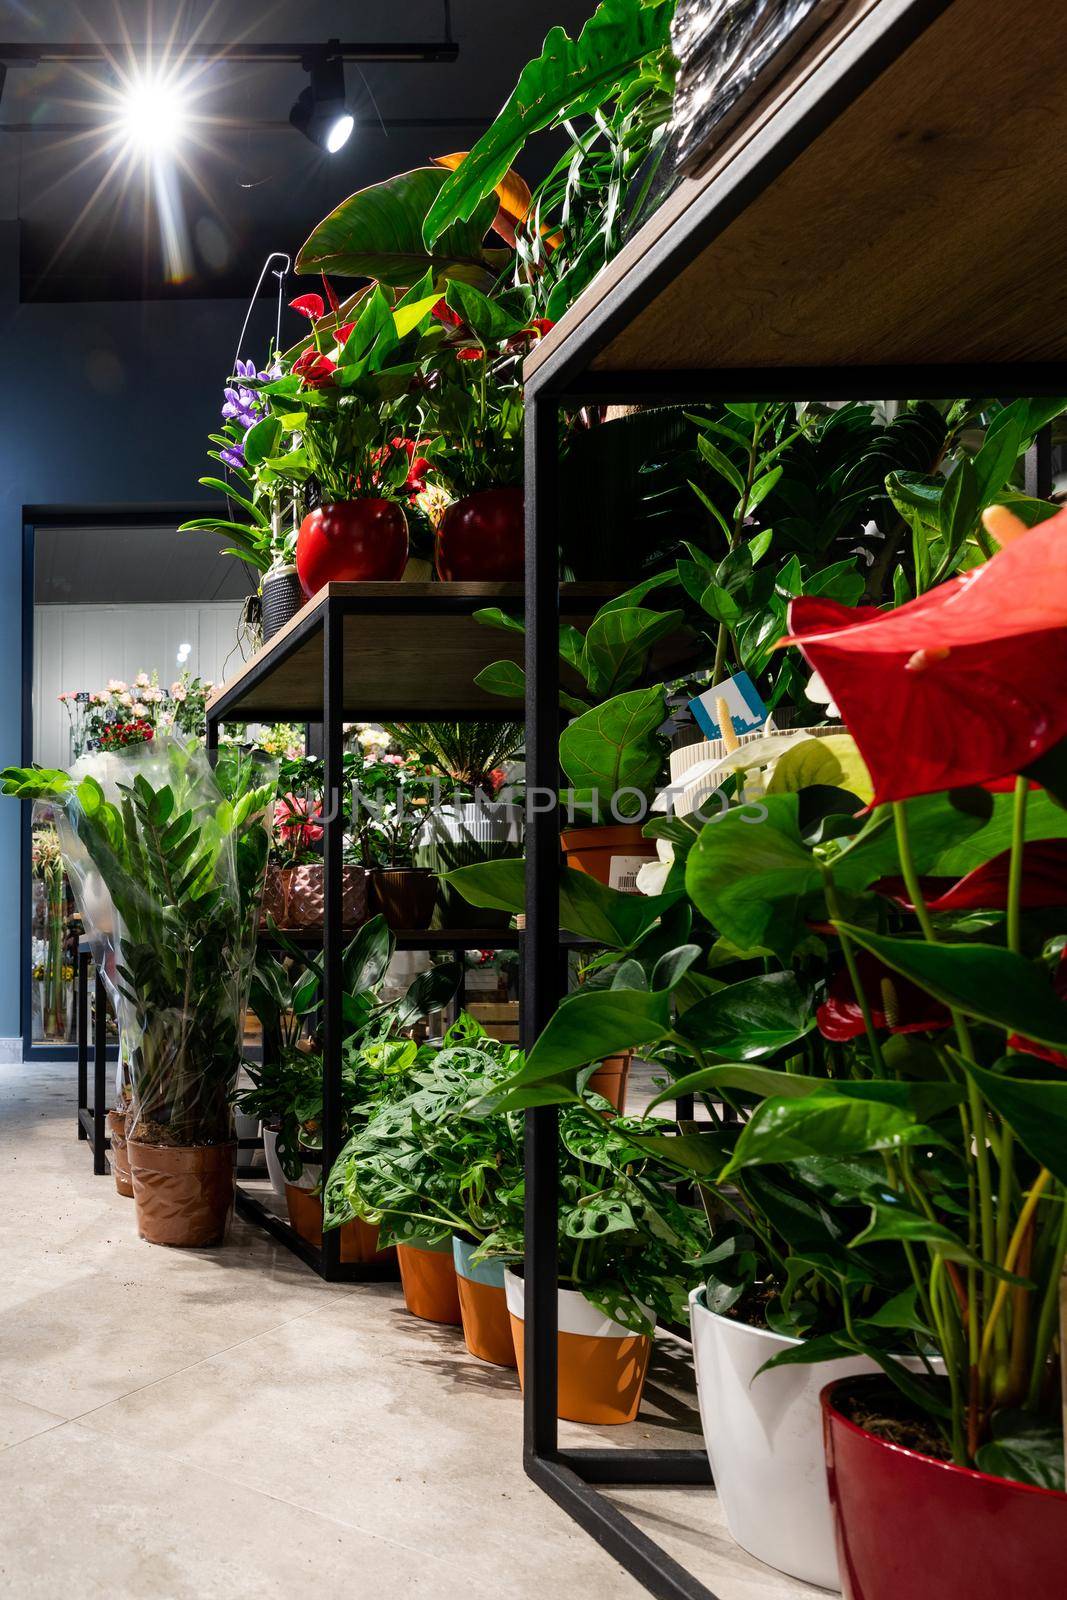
608;855;649;894
689;671;767;741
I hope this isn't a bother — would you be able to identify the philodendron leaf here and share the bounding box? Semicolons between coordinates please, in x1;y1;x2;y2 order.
958;1058;1067;1187
686;793;823;960
718;1094;939;1181
835;924;1067;1048
674;970;814;1060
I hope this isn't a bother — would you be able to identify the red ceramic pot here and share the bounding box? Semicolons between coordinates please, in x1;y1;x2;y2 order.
435;486;523;581
822;1377;1067;1600
296;499;408;598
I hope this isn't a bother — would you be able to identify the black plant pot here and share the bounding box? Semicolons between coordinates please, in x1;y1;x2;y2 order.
261;566;305;642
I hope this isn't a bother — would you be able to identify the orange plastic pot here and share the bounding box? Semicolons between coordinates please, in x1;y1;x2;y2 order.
587;1052;632;1114
559;824;657;889
505;1271;653;1424
107;1108;134;1198
397;1240;462;1324
128;1139;236;1247
284;1184;394;1265
452;1237;516;1367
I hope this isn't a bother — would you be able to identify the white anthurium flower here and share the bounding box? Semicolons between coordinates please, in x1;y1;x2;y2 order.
805;670;840;719
636;839;674;896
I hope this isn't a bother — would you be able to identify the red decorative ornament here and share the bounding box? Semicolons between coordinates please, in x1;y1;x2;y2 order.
296;500;409;597
783;508;1067;804
436;486;524;582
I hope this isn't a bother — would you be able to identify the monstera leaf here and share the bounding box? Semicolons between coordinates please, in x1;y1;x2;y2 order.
296;167;503;288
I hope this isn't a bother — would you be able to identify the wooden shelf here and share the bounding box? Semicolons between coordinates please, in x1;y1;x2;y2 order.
207;580;708;723
525;0;1067;387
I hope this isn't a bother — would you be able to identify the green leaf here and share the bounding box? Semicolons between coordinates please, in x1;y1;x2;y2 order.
243;415;282;469
835;925;1067;1049
516;987;672;1087
850;1193;1027;1283
975;1412;1065;1491
422;0;673;246
579;606;684;698
342;914;394;997
443;858;680;948
766;734;873;805
959;1058;1067;1187
675;971;814;1059
686;794;822;961
473;606;525;636
297;166;499;287
443;278;532;344
718;1094;939;1181
474;660;525;700
647;1062;827;1113
558;685;665;814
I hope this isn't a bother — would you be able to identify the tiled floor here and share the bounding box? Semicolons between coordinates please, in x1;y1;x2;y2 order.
0;1059;823;1599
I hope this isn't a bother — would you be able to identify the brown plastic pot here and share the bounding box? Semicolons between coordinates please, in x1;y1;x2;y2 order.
369;867;437;930
587;1052;632;1114
396;1240;462;1324
106;1108;134;1198
284;1183;394;1266
559;824;657;888
260;864;367;930
127;1139;236;1247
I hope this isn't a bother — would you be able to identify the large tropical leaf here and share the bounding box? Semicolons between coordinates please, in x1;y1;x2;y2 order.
686;794;823;960
675;971;815;1059
422;0;673;247
296;167;501;288
557;684;666;815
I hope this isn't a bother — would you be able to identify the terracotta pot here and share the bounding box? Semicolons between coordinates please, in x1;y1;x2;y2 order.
106;1108;134;1198
396;1239;462;1324
284;1184;393;1265
369;867;437;930
505;1270;653;1424
559;823;658;889
260;565;305;641
260;864;367;930
435;486;524;581
127;1140;236;1247
296;499;409;597
587;1052;631;1114
822;1376;1067;1600
452;1236;516;1367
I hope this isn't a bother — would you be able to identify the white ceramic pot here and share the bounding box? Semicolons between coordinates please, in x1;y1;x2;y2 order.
689;1287;883;1590
262;1127;320;1202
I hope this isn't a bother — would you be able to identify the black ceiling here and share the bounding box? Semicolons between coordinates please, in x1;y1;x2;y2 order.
1;1;594;303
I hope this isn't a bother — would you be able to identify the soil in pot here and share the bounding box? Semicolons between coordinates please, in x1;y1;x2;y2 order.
559;824;658;890
396;1240;462;1324
106;1107;134;1198
452;1237;516;1367
823;1376;1067;1600
435;486;523;581
369;868;437;930
587;1052;631;1114
506;1270;652;1424
284;1184;394;1266
127;1138;236;1247
296;500;408;596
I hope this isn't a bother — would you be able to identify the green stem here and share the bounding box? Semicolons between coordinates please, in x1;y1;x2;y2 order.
1006;775;1029;957
821;864;886;1076
1026;1189;1067;1409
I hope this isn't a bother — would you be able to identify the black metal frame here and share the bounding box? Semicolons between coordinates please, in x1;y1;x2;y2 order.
74;943;109;1173
207;588;526;1282
517;3;1067;1594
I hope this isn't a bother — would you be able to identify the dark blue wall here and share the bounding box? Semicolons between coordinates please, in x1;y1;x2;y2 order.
0;221;269;1037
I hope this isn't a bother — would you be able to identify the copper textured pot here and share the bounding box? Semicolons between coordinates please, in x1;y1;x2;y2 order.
435;486;524;581
107;1108;134;1198
284;1183;395;1266
260;864;367;931
559;824;658;889
369;867;437;930
822;1376;1067;1600
127;1139;236;1247
587;1052;632;1114
296;499;409;597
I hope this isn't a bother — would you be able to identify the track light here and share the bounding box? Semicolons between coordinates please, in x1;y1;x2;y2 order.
290;41;353;153
117;68;187;154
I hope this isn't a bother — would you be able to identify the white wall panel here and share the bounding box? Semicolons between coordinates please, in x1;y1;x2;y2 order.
34;603;244;768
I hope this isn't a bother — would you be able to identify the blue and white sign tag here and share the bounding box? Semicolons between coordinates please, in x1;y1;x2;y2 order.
689;671;768;741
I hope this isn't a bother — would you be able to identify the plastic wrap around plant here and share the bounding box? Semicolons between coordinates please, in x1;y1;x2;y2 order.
16;741;276;1149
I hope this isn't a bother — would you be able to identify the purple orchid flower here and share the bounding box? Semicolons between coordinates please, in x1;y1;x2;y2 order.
220;357;270;433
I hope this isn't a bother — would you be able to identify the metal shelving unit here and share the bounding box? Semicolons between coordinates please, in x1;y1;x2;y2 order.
205;580;613;1281
517;0;1067;1595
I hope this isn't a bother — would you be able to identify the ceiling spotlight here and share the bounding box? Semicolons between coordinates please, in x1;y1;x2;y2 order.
290;40;353;153
117;69;187;155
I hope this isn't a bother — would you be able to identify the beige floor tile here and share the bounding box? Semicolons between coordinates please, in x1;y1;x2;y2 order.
0;1389;65;1450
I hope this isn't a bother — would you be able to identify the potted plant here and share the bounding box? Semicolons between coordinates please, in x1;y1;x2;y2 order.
260;755;368;930
4;742;276;1247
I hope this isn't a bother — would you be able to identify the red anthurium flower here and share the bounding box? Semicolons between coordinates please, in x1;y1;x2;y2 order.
817;950;951;1042
876;840;1067;914
432;298;463;328
335;322;355;348
292;348;337;389
321;273;340;315
457;347;484;361
290;293;325;322
388;437;430;497
783;508;1067;805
